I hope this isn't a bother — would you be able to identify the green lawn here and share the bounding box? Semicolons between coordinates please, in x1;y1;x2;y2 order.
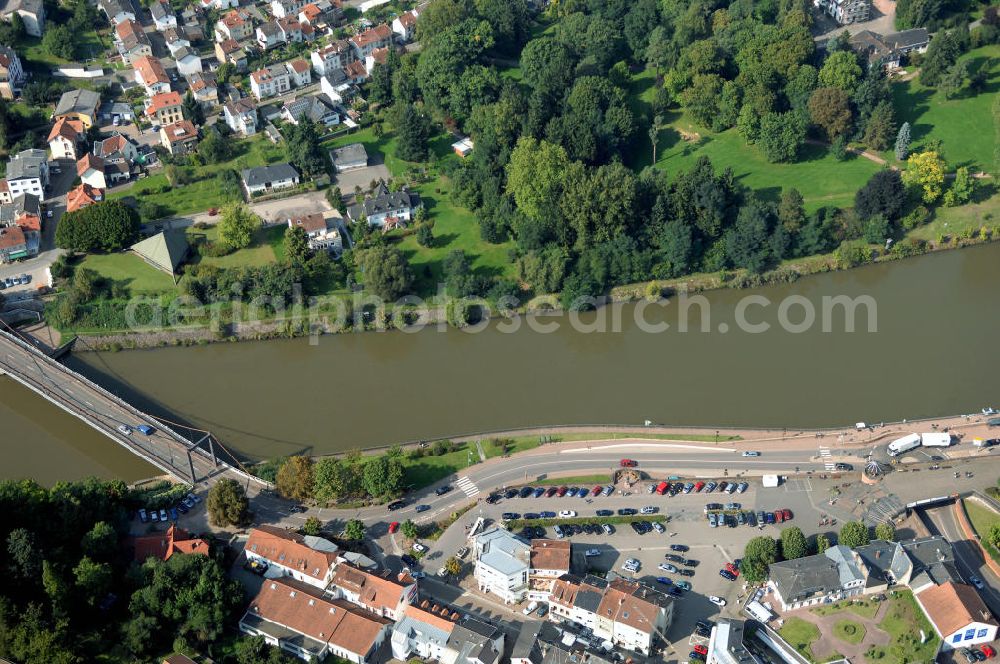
78;252;177;294
812;597;882;619
908;190;1000;243
963;498;1000;563
779;617;821;660
187;225;280;269
628;69;881;212
399;443;478;489
525;474;613;486
889;45;1000;171
833;619;866;645
109;136;290;218
868;590;940;663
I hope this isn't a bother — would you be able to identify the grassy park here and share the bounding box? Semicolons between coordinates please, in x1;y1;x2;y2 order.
963;498;1000;564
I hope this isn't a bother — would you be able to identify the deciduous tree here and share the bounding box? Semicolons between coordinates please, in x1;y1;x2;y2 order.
207;478;250;527
55;201;140;253
781;526;809;559
742;536;778;583
276;456;314;502
808;87;853;140
359;245;413;300
819;50;862;93
839;520;870;548
903;151;946;203
344;519;365;540
874;521;896;541
218;204;261;250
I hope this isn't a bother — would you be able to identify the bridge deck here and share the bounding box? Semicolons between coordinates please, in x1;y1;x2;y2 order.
0;328;260;488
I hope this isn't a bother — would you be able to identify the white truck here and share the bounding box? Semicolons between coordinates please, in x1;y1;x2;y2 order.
920;432;952;447
762;475;781;488
887;433;921;457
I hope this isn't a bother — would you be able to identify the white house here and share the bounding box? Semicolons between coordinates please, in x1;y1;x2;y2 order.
46;117;84;160
173;46;202;76
473;528;530;604
149;0;177;31
916;581;999;651
245;526;340;589
256;21;285;50
242;163;299;197
76;153;106;189
391;9;418;42
285;58;311;86
5;149;48;198
329;562;418;621
250;63;291;100
349;23;391;59
224;97;258;136
320;69;354;102
311;40;352;76
0;45;24;100
346;182;421;229
198;0;238;11
390;605;457;662
767;545;869;611
271;0;308;18
287;213;342;254
134;55;171;95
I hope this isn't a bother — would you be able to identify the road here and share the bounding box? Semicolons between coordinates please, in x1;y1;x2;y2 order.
924;503;1000;616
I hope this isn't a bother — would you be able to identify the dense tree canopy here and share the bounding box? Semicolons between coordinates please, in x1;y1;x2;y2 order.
55;201;140;253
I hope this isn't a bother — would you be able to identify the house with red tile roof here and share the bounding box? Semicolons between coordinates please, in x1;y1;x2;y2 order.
245;525;340;589
240;577;392;662
329;562;417;620
66;183;103;213
391;9;418;42
131;525;210;562
159;120;199;155
916;581;999;651
47;117;84;160
349;24;391;59
145;90;184;125
134;55;171;95
0;224;27;263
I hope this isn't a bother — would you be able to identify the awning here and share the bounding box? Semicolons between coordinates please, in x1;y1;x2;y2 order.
7;250;28;259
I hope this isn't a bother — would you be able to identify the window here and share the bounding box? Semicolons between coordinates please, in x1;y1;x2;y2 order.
978;629;989;638
965;629;977;641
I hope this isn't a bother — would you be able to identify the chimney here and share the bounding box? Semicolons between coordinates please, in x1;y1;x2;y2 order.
876;550;882;559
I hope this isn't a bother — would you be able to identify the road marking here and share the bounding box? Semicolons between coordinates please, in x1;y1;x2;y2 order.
456;476;479;498
561;443;738;453
819;447;835;470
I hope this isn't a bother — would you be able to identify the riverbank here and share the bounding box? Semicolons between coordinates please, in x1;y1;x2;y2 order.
37;193;1000;353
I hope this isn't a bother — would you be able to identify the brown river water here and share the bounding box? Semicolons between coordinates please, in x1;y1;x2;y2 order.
3;242;1000;484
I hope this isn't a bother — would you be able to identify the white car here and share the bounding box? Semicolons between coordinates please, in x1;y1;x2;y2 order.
742;451;760;457
658;563;678;573
558;510;577;518
117;424;132;435
652;521;665;533
412;542;427;553
522;601;538;615
623;558;641;571
709;595;727;607
584;549;602;557
640;506;658;514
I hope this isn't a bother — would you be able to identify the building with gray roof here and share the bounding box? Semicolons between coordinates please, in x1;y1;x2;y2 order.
241;162;300;197
330;142;368;172
768;545;867;611
346;181;421;229
473;527;530;604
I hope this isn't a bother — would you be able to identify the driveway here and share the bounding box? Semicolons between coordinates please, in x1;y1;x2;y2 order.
813;0;897;43
334;164;392;199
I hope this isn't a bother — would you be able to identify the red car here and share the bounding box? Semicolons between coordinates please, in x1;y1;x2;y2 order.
982;646;996;658
694;645;708;656
620;459;638;467
546;487;558;497
557;486;568;497
782;508;793;521
389;521;399;533
592;485;603;496
774;510;785;523
694;481;705;492
726;562;740;577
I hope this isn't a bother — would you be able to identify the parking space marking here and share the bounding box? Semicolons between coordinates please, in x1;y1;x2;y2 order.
784;478;813;493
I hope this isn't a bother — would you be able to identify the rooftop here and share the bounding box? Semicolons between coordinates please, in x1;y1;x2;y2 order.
246;525;338;581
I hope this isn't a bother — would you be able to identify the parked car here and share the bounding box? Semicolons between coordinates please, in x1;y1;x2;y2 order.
545;487;558;497
708;513;717;528
501;512;520;521
678;569;695;577
592;486;603;496
694;481;705;492
709;595;727;607
117;424;132;435
456;546;469;559
675;580;691;591
694;645;709;656
652;522;665;534
553;525;564;538
138;509;149;523
567;487;579;497
834;462;853;471
640;506;658;514
670;544;689;552
486;494;500;504
169;508;178;521
519;487;533;498
705;482;717;492
504;489;518;499
601;523;614;535
689;652;706;662
618;508;637;516
656;576;672;585
719;569;737;581
596;509;613;517
388;500;406;511
136;425;155;435
980;645;995;658
389;521;400;534
558;510;576;518
658;563;678;573
970;575;985;590
540;511;556;518
725;502;741;511
410;571;426;579
782;508;793;521
736;482;748;493
533;487;546;498
522;601;539;616
622;558;641;572
774;510;785;523
584;549;601;557
602;485;614;496
765;512;776;524
401;554;417;566
158;509;168;521
412;543;427;553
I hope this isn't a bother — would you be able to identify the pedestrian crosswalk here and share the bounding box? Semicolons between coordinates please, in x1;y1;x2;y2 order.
456;476;479;498
819;447;835;470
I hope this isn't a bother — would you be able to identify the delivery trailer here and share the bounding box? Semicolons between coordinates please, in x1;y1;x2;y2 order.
887;433;921;457
920;432;952;447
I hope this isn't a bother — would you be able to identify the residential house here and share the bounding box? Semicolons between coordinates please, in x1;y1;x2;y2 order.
173;46;202;76
285;58;311;86
134;55;171;95
706;619;757;664
1;0;44;37
343;59;368;84
215;38;249;71
245;526;340;589
66;183;103;213
77;153;107;189
224;97;258;135
346;181;421;229
115;19;153;65
390;604;458;662
299;0;341;29
276;15;305;42
849;28;929;70
54;89;101;129
215;8;253;41
47;118;84;160
145;90;184;126
281;94;338;126
187;71;218;105
159;120;199;154
198;0;238;10
0;46;24;100
472;527;531;604
240;577;393;663
2;193;40;235
130;525;209;562
256;20;285;50
813;0;870;24
92;132;138;185
528;539;571;602
350;23;391;59
329;562;418;620
287;212;342;254
99;0;134;24
365;46;393;76
768;544;868;611
391;9;418;42
0;224;28;263
150;0;176;31
311;40;352;76
320;68;354;102
548;574;673;656
330;143;366;172
250;63;291;100
445;616;505;664
271;0;308;18
163;655;199;664
164;26;192;56
0;180;10;204
916;581;999;651
6;149;47;198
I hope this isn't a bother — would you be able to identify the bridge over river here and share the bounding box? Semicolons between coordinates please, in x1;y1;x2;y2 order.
0;326;265;489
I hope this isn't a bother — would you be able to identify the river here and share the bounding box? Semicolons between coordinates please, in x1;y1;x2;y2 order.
3;242;1000;482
